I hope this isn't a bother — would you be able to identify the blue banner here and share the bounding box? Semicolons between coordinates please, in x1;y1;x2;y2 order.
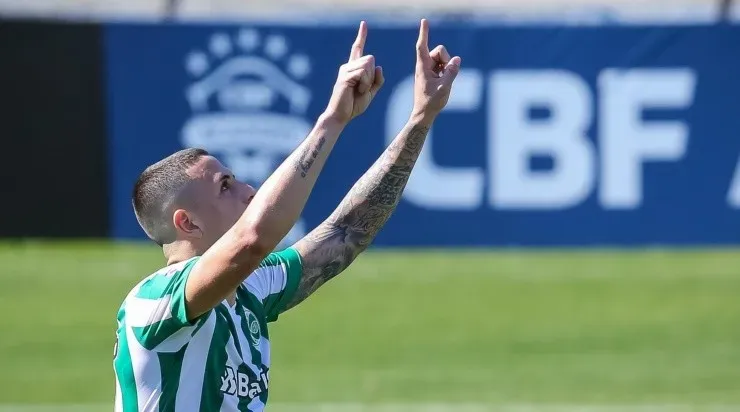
105;22;740;246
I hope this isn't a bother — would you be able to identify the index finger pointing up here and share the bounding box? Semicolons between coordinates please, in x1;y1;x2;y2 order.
416;19;429;58
349;21;367;61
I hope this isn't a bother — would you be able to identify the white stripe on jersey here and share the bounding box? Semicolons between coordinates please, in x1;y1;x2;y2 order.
126;325;161;412
125;295;174;327
244;262;288;301
175;312;217;411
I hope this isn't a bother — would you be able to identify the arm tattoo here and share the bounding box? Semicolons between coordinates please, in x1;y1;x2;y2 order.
297;136;327;178
284;123;430;311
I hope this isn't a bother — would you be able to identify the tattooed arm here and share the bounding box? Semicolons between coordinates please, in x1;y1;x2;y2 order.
282;19;461;313
284;120;430;311
182;22;384;321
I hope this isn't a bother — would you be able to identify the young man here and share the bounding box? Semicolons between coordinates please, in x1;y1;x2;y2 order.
113;19;461;412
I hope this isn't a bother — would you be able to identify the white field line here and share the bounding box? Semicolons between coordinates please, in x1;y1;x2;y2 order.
1;404;740;412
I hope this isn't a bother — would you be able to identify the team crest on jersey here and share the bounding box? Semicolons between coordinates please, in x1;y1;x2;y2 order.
244;308;261;348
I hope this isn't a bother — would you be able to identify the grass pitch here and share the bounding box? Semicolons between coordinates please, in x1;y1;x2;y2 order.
0;241;738;407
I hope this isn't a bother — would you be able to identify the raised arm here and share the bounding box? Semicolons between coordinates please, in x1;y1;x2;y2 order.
183;22;384;321
286;19;462;312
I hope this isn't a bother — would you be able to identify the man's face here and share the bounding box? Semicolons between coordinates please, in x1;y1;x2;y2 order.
179;155;256;249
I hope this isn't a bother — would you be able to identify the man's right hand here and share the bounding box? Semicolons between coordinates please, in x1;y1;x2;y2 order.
324;21;385;125
411;19;462;125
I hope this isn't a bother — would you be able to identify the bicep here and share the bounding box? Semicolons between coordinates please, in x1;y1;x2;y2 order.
184;229;268;321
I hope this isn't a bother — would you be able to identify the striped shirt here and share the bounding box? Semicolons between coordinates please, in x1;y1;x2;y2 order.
113;247;303;412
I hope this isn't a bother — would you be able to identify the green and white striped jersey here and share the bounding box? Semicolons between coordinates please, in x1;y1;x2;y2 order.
113;247;303;412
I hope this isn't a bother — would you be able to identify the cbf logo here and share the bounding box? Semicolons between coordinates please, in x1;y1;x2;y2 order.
181;29;313;248
220;365;269;400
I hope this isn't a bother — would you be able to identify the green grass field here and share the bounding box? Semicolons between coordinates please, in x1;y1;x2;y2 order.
1;241;739;410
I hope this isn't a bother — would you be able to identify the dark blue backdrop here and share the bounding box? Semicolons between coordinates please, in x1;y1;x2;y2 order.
105;22;740;246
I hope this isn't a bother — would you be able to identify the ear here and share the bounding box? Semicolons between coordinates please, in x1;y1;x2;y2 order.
173;209;202;239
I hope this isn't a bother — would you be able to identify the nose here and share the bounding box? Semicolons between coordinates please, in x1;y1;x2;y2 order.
240;182;256;204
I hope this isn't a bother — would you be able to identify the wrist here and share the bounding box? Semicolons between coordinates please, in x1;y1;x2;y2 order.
319;110;351;129
408;111;436;128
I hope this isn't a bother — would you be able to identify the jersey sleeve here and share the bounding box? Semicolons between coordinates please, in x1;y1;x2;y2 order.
124;257;207;352
243;247;303;323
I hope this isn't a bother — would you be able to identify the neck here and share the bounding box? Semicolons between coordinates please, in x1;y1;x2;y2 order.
164;241;200;265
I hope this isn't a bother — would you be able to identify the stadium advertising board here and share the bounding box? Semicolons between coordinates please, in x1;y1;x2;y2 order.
106;22;740;246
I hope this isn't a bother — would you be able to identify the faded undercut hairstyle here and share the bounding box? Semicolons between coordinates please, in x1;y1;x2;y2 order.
132;148;209;246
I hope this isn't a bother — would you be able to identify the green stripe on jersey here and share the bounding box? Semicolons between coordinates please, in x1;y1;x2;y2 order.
220;305;243;359
233;292;265;411
236;363;261;411
132;317;187;351
264;247;303;322
237;308;262;374
135;273;176;299
129;258;202;351
237;288;268;341
157;344;187;411
114;319;138;412
200;309;231;411
237;289;270;408
259;252;285;268
135;257;197;300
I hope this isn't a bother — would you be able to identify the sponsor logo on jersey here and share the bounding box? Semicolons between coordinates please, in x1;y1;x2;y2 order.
220;365;269;400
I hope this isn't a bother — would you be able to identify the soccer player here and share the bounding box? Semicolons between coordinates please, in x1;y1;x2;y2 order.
113;19;461;412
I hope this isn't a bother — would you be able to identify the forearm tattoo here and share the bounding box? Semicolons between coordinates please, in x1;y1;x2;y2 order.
297;136;327;178
284;124;430;311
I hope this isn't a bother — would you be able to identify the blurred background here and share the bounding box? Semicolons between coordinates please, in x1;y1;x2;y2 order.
1;0;740;410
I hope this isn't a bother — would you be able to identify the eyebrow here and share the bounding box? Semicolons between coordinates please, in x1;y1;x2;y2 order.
215;173;234;185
